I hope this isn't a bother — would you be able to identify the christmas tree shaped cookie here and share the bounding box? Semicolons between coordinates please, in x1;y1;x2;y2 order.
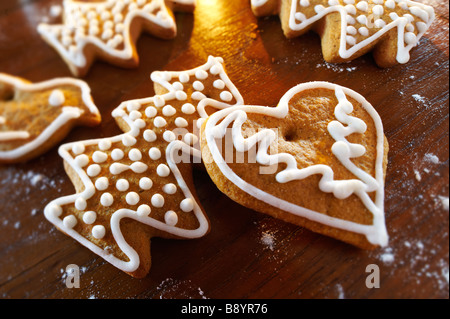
250;0;435;67
44;56;244;278
38;0;197;76
201;82;389;249
0;73;101;164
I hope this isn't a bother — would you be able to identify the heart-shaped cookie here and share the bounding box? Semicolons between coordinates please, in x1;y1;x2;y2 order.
201;82;389;249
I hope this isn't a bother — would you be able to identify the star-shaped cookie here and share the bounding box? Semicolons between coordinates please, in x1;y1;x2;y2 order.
44;56;244;278
38;0;196;76
251;0;435;67
0;73;101;164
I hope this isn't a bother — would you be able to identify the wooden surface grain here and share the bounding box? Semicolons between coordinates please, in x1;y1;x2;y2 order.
0;0;448;299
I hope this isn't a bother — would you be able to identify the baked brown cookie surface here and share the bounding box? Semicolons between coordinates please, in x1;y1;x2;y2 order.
201;81;389;249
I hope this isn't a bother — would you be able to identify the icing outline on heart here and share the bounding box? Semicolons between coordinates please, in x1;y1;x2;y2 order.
203;81;388;246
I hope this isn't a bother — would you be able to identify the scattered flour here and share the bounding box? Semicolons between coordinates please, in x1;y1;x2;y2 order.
424;153;440;164
316;62;357;73
156;278;208;299
438;196;449;211
261;231;275;251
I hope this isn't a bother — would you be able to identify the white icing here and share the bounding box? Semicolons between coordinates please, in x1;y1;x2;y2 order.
164;210;178;226
116;179;130;191
157;164;171;177
92;225;106;239
43;56;243;274
204;81;388;247
48;89;65;107
37;0;186;71
149;147;161;160
83;211;97;224
251;0;435;65
126;192;140;205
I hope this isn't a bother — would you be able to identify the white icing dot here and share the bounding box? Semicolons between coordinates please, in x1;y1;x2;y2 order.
175;117;188;128
87;164;101;177
149;147;161;160
328;0;339;5
129;110;142;121
210;64;221;74
137;204;151;217
63;215;77;229
100;193;114;207
139;177;153;190
83;211;96;224
122;134;137;147
191;91;207;100
172;82;184;91
372;5;384;16
92;225;106;239
163;130;176;142
75;154;89;168
193;81;204;91
213;79;225;90
358;27;369;36
404;32;417;45
151;194;165;207
184;133;198;145
374;19;386;28
154;116;167;128
343;0;354;4
145;106;157;118
355;1;368;12
101;28;113;40
126;101;140;112
346;26;357;35
346;15;356;25
162;105;176;116
416;21;428;33
75;197;87;211
164;211;178;226
315;5;325;13
153;95;165;107
385;0;395;10
389;12;399;21
116;179;129;191
48;204;62;217
128;148;142;161
143;129;157;142
126;192;140;205
72;142;85;155
179;72;190;83
95;177;109;191
134;119;146;129
195;70;208;80
162;183;177;194
406;23;415;32
98;139;112;151
176;91;188;101
220;91;233;102
130;162;148;173
180;198;194;212
346;35;356;46
181;103;196;115
356;14;368;25
48;89;65;107
111;148;124;161
157;164;170;177
344;4;356;15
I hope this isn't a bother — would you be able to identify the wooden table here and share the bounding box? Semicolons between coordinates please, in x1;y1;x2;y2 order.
0;0;448;299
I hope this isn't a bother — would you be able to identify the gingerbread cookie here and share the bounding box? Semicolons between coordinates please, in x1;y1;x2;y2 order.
201;81;389;249
37;0;196;77
0;73;101;164
250;0;435;67
44;56;244;278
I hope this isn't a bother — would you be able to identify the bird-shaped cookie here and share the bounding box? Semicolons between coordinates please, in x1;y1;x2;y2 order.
0;73;101;164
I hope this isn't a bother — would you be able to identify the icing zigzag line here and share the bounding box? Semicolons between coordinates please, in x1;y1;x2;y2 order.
205;82;388;246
